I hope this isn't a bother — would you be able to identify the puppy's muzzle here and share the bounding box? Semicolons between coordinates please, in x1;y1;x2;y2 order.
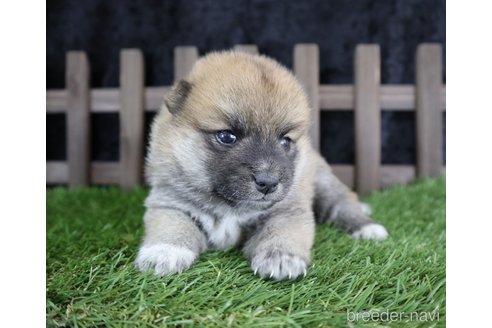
253;172;279;195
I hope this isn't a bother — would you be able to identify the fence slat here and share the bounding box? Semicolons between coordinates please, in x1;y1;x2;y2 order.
294;44;320;149
174;46;199;81
66;52;90;187
416;44;443;178
119;49;145;189
234;44;259;54
354;45;381;194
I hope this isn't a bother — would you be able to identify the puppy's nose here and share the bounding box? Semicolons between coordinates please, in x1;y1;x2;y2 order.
254;173;279;194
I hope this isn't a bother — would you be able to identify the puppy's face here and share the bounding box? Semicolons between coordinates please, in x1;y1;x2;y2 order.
164;52;311;208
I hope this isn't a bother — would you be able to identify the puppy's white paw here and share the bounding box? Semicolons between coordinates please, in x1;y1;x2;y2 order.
360;202;372;216
251;249;308;280
352;223;388;241
135;243;197;276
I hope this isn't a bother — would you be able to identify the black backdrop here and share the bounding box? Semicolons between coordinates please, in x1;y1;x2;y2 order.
47;0;445;166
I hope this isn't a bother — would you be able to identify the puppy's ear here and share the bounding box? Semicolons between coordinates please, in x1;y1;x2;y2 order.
164;80;192;115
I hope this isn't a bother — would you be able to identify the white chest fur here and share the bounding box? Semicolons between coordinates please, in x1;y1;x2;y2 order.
197;213;244;249
210;214;244;249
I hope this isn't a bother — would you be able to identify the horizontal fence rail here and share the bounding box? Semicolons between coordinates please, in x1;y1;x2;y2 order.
46;85;446;113
46;43;446;193
46;161;434;190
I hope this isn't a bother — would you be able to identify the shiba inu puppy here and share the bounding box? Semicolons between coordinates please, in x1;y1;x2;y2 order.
136;51;388;280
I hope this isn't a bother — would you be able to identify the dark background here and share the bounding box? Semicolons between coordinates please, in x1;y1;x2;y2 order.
47;0;445;165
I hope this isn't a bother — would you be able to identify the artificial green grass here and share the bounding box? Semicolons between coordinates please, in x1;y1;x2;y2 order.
47;178;445;327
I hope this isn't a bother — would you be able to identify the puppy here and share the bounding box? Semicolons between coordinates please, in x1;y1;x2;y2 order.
135;51;388;280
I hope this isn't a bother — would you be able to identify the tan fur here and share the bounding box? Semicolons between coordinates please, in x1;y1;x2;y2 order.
136;51;388;280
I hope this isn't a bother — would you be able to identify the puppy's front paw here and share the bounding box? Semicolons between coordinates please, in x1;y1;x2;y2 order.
352;223;388;241
135;243;197;276
251;248;308;281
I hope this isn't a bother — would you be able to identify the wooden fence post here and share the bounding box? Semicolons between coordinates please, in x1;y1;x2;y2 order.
354;45;381;194
66;52;90;187
119;49;145;189
234;44;259;54
294;44;320;150
174;46;199;81
416;44;443;178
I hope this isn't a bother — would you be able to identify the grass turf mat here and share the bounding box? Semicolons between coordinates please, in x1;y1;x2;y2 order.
47;178;445;327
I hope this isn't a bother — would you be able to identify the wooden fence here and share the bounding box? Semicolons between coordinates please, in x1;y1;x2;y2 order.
46;43;446;194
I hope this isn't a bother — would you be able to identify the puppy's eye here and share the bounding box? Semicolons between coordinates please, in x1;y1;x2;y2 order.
216;130;237;145
280;136;292;150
